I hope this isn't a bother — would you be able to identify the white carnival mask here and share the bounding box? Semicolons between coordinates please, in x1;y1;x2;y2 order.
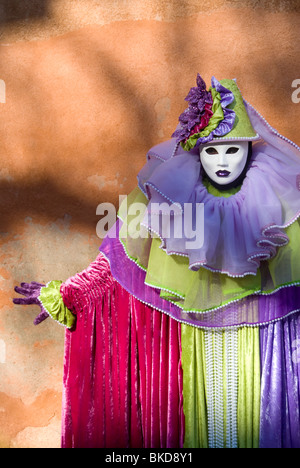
199;141;249;186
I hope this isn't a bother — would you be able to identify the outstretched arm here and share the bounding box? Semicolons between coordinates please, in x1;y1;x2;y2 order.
13;279;76;329
13;282;48;325
13;253;113;329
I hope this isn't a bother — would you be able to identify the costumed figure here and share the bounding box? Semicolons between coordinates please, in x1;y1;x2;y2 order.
14;75;300;448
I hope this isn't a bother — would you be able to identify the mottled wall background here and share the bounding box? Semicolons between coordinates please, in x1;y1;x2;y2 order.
0;0;299;448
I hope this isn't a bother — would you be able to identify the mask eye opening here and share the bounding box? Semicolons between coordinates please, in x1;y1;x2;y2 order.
205;147;218;155
226;147;239;154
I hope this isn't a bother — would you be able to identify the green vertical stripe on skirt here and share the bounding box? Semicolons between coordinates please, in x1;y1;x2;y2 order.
181;325;208;448
181;325;260;448
237;326;261;448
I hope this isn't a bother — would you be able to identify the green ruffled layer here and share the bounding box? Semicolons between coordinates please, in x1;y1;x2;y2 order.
39;281;76;329
118;186;300;313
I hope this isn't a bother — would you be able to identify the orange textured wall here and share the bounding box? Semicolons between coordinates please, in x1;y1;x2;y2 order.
1;0;299;447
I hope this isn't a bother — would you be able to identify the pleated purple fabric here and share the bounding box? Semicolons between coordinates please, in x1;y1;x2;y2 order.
60;255;184;448
260;313;300;448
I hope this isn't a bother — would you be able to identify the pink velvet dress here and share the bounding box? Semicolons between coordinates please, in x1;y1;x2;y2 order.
60;254;185;448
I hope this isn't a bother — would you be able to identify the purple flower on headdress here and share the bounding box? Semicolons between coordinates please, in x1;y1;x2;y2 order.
172;74;213;142
172;74;236;150
185;74;213;111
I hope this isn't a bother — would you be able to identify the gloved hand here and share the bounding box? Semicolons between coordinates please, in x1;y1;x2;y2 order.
13;282;49;325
